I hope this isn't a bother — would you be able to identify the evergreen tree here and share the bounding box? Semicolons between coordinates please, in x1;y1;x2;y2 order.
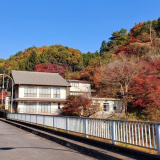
25;50;38;71
110;28;128;46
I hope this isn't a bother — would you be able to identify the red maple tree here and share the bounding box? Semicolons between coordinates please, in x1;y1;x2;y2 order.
34;63;65;77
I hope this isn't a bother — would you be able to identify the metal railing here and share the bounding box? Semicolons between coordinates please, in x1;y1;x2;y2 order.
7;113;160;155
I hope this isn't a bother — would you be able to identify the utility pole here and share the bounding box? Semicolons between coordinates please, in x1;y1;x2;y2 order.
1;74;4;105
0;74;13;113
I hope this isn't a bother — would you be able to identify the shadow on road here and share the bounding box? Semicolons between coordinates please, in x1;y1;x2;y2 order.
0;147;79;153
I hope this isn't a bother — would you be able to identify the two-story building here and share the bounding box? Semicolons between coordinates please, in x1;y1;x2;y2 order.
10;70;122;116
11;70;70;115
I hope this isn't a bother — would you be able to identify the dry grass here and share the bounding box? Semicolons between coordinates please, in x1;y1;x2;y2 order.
48;126;157;155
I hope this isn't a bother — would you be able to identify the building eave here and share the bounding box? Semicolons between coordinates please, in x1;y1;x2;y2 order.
14;98;66;103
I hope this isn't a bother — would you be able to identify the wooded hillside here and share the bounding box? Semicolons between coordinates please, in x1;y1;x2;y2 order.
0;17;160;121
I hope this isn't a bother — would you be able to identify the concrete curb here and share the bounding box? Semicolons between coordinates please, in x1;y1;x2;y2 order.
1;119;160;160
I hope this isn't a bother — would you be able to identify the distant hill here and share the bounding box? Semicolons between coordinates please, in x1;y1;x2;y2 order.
0;17;160;76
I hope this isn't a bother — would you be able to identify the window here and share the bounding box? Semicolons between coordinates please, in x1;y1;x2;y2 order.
53;88;60;98
113;106;117;110
103;103;109;112
24;87;37;97
39;102;51;113
24;102;36;113
70;92;79;95
13;89;16;98
39;87;51;97
71;83;79;87
58;103;60;109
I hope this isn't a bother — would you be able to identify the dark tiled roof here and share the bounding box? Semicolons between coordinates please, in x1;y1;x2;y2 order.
67;79;91;84
12;70;70;87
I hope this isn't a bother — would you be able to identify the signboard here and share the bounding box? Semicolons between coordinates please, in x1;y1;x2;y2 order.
5;97;9;110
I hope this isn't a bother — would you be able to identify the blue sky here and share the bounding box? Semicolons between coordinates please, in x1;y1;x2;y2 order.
0;0;160;59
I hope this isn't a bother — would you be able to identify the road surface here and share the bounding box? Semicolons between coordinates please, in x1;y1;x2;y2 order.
0;121;95;160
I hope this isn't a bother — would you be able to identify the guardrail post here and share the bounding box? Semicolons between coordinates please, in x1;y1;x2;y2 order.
66;117;69;133
156;124;160;155
112;121;116;145
25;114;26;122
84;118;88;138
53;116;55;131
43;116;45;127
36;115;37;125
30;114;31;123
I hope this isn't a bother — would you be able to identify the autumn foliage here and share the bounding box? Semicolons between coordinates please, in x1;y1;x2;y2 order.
0;91;8;100
0;91;9;108
34;63;65;77
1;17;160;120
62;95;98;117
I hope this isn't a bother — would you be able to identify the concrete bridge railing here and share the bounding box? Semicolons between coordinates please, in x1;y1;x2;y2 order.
7;113;160;155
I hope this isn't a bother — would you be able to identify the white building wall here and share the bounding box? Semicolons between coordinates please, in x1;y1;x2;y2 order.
17;102;64;114
37;87;39;98
51;103;64;114
59;87;66;99
18;85;67;99
19;86;24;98
70;83;91;92
16;85;67;114
17;102;24;113
92;98;122;114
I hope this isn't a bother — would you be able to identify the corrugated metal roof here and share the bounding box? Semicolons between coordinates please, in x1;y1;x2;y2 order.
12;70;70;87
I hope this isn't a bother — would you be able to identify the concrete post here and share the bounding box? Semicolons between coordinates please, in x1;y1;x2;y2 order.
156;124;160;155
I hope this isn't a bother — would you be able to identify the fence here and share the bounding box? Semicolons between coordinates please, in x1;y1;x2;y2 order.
7;113;160;155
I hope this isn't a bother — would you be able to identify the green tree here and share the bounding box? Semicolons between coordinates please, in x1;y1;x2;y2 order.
25;50;38;71
82;52;99;67
110;28;128;46
18;61;26;70
100;28;128;54
39;52;47;64
0;66;5;73
0;59;5;63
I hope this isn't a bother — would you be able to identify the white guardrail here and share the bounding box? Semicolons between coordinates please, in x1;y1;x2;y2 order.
7;113;160;155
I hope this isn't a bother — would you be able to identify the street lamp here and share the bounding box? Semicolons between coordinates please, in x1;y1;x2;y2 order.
0;74;14;113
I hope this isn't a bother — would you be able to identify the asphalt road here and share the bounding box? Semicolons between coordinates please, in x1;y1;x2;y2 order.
0;121;95;160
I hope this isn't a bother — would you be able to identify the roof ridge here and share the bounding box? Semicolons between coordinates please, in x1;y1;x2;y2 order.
12;70;59;75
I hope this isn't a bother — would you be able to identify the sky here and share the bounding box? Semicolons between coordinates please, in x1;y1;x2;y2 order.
0;0;160;59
